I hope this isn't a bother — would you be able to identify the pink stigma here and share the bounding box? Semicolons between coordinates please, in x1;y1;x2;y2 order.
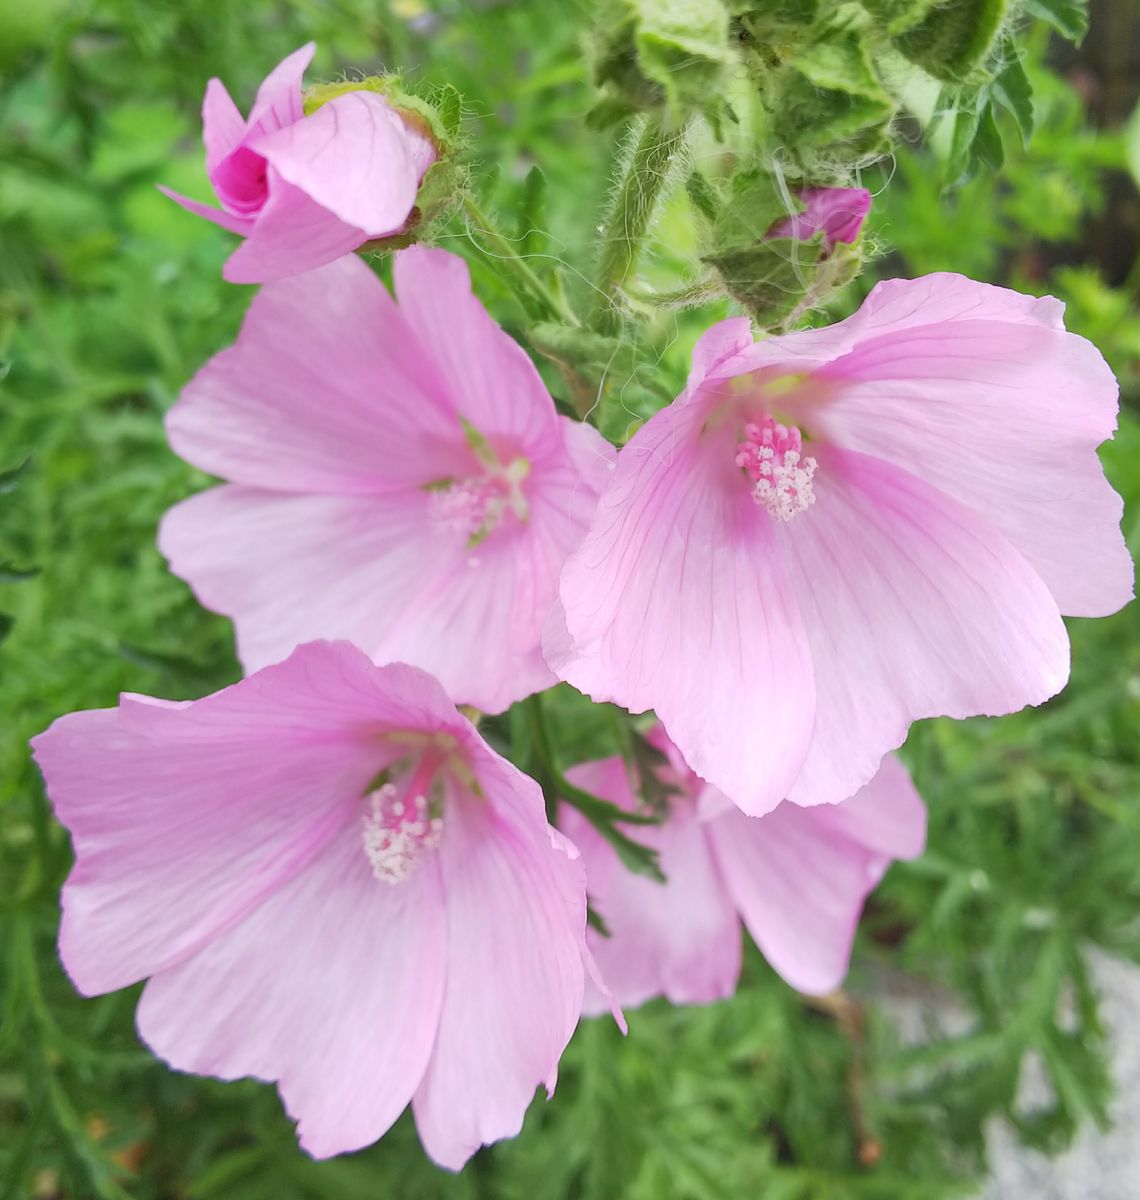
735;416;817;521
361;755;444;885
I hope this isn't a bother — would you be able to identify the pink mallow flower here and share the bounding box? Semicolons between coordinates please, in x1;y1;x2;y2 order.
160;43;437;284
30;640;602;1169
562;727;925;1005
160;246;614;715
547;275;1133;816
766;186;872;252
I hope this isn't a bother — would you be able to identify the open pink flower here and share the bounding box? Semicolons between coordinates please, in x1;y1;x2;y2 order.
160;246;614;714
548;275;1133;815
31;640;598;1169
160;43;437;284
767;186;872;252
563;728;925;1006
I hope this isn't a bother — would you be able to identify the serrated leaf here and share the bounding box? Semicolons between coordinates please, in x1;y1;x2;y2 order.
1022;0;1089;42
973;101;1005;171
991;42;1034;145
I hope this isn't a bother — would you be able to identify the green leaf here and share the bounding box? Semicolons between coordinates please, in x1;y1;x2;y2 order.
1022;0;1089;43
1125;100;1140;190
0;562;40;583
0;612;11;645
0;457;30;495
974;101;1005;171
990;42;1035;145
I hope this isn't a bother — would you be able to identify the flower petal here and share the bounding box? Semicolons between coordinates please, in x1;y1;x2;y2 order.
549;398;816;816
137;822;446;1159
808;317;1132;617
221;172;369;284
202;78;247;175
563;757;741;1011
167;253;461;490
706;754;925;995
245;42;315;139
160;478;565;711
157;185;255;235
393;246;565;458
29;642;418;996
724;273;1068;378
776;448;1070;808
251;91;421;236
412;761;587;1170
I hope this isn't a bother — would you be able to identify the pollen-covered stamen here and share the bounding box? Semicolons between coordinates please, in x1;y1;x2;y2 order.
427;456;531;545
735;415;817;521
361;753;444;885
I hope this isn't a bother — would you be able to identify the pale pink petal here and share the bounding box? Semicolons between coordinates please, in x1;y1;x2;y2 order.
251;91;420;236
137;822;446;1159
29;642;422;996
393;247;565;458
686;316;755;391
724;273;1068;378
412;765;587;1170
160;471;577;712
706;754;925;995
805;319;1132;617
563;757;740;1011
548;398;816;817
157;185;256;235
167;254;462;491
776;448;1070;809
221;172;368;284
202;78;247;174
245;42;315;138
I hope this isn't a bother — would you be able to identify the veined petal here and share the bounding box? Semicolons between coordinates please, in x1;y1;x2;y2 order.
202;78;247;175
137;821;446;1159
776;448;1070;809
393;247;565;459
221;172;368;284
549;398;816;816
706;753;925;995
167;253;461;491
809;319;1132;617
251;91;420;236
412;762;587;1170
29;642;419;996
563;757;740;1011
246;42;315;139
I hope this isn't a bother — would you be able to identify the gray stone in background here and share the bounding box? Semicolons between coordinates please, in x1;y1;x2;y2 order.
876;950;1140;1200
979;950;1140;1200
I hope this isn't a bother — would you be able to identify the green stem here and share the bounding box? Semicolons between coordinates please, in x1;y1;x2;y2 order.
524;695;664;881
461;194;579;327
589;115;689;332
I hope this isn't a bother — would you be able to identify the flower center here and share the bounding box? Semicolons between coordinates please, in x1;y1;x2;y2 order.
361;753;444;885
735;415;817;521
427;457;530;546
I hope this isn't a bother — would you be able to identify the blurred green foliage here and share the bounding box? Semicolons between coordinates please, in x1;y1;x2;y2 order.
1;1;1139;1198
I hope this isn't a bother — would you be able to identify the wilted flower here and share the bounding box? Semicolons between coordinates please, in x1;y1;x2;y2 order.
160;246;614;714
548;275;1133;814
31;641;600;1168
160;43;438;283
563;727;925;1005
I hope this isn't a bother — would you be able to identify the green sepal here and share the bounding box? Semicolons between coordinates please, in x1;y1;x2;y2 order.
768;20;897;167
894;0;1011;83
589;0;736;129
